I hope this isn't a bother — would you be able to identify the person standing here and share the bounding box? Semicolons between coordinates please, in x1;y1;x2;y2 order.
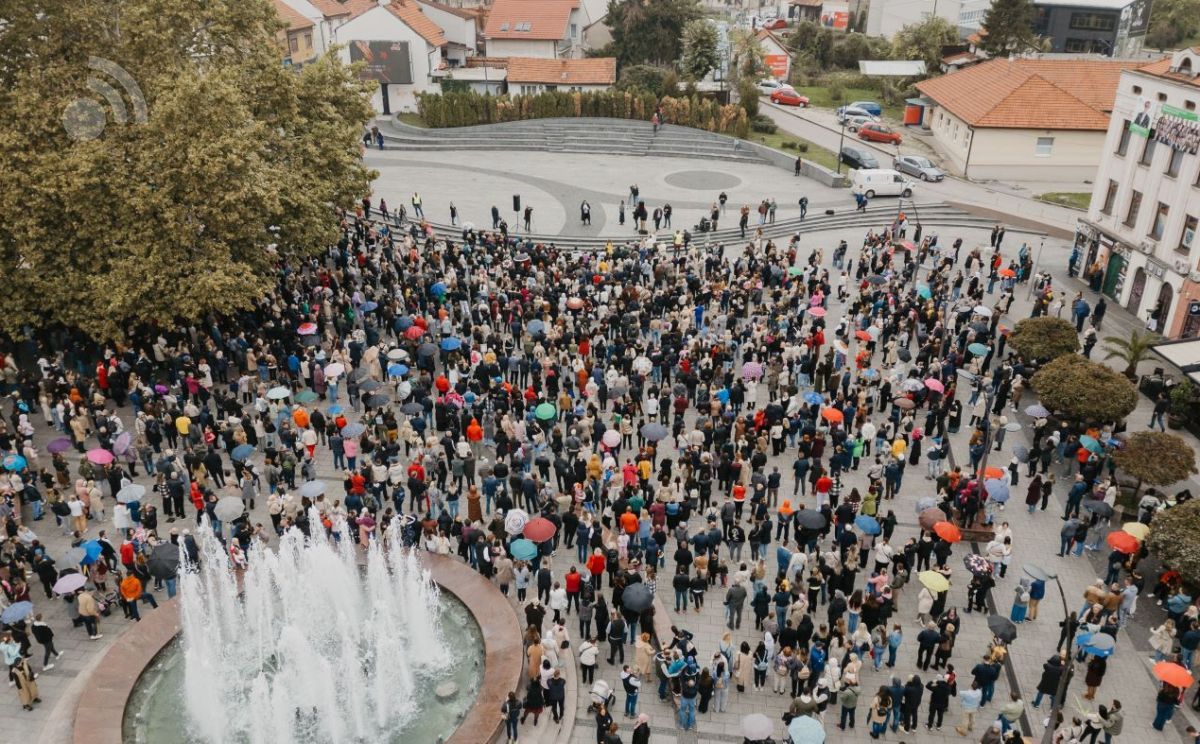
579;636;599;684
955;681;983;735
76;590;102;640
1153;683;1180;730
502;690;521;743
621;665;640;717
11;657;39;711
30;615;61;670
678;673;698;730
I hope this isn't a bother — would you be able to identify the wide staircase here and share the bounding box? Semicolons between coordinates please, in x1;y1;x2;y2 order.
378;117;770;164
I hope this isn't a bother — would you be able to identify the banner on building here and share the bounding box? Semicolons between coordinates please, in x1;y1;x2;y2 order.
349;41;413;85
1129;95;1154;137
764;54;790;79
1154;104;1200;155
821;2;850;30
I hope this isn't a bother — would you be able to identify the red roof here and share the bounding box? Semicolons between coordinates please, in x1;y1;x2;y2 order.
384;0;448;47
308;0;376;18
273;0;315;30
484;0;578;40
504;56;615;84
1138;55;1200;89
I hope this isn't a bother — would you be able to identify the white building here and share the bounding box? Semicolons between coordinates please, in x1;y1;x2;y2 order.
865;0;965;40
1081;48;1200;339
417;0;480;65
504;57;616;94
336;0;448;113
483;0;589;59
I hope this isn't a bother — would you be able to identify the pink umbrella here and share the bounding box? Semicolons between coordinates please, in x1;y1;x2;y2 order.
808;307;826;318
86;448;114;465
298;322;318;335
742;361;764;380
113;432;133;456
924;378;944;393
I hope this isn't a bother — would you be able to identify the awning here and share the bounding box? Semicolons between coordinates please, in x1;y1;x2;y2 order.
1151;337;1200;385
858;60;927;77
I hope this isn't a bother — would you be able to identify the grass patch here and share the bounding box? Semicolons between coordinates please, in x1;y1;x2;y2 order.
394;112;428;128
1035;192;1091;210
752;130;840;171
792;86;905;122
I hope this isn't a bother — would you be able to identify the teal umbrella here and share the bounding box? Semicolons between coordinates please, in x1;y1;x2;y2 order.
1079;435;1104;454
535;403;557;421
787;715;826;744
510;539;538;561
295;390;318;404
917;285;932;299
968;343;989;356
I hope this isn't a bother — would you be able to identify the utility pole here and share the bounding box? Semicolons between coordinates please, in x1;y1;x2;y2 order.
1026;236;1046;301
836;119;846;174
1024;566;1073;744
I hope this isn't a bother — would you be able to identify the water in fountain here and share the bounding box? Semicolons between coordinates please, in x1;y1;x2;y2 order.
178;512;450;743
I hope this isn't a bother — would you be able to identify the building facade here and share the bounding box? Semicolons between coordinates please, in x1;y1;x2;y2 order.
864;0;964;39
1081;48;1200;339
1032;0;1152;57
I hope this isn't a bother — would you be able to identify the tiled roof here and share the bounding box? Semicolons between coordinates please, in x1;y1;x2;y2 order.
419;0;479;19
1137;56;1200;89
273;0;315;30
505;56;616;84
309;0;376;18
916;57;1152;130
385;0;448;47
484;0;578;40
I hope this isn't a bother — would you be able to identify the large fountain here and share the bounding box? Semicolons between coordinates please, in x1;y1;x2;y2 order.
113;515;497;744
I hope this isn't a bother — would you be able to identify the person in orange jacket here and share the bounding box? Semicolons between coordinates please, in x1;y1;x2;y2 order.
119;573;158;621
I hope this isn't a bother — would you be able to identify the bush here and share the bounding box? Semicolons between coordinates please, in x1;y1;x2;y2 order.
1030;355;1138;424
828;85;844;103
1148;500;1200;586
751;115;777;134
1008;317;1080;361
781;141;797;149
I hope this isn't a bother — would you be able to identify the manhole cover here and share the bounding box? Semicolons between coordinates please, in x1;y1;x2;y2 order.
663;170;742;190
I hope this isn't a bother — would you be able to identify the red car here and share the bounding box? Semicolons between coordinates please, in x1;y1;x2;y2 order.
770;89;810;107
857;122;902;144
762;18;788;29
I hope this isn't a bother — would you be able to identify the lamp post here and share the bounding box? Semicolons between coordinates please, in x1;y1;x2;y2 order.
836;118;846;174
1024;564;1073;744
1026;236;1047;301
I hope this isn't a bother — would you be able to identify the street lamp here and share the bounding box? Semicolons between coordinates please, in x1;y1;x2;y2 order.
836;117;846;174
1026;236;1047;301
1024;563;1073;744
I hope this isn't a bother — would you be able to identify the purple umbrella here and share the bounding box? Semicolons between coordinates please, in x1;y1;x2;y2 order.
113;431;133;456
47;438;72;454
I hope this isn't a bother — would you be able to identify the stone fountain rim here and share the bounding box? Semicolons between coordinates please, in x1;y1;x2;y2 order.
72;551;522;744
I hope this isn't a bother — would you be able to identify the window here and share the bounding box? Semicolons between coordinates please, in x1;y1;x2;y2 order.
1151;202;1170;240
1101;180;1118;214
303;32;312;50
1140;136;1157;166
1168;148;1186;177
1180;215;1197;254
289;35;299;53
570;23;578;37
1035;137;1054;157
1117;119;1132;155
1125;190;1142;227
1069;12;1116;31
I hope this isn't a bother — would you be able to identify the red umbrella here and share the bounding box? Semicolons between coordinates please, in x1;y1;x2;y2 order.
404;326;423;340
1106;530;1140;554
298;322;318;335
854;330;872;341
983;466;1005;480
435;375;450;393
933;521;962;543
1154;661;1195;688
820;407;844;424
524;517;557;543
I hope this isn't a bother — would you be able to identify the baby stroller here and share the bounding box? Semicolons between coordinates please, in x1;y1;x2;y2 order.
586;679;615;713
95;590;119;617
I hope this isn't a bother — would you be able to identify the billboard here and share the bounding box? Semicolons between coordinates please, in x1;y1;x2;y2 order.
1124;0;1151;36
821;1;850;30
764;54;790;79
349;41;413;85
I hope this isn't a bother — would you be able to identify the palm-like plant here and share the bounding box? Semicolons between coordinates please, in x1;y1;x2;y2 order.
1103;328;1162;379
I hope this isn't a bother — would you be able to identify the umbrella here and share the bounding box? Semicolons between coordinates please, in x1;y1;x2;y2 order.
787;714;826;744
632;356;652;375
418;342;438;357
918;570;950;593
113;432;133;456
917;285;932;300
566;297;584;310
1079;435;1104;454
324;362;346;378
298;322;318;335
794;509;826;530
80;540;103;565
116;484;146;504
295;390;318;404
388;363;409;377
803;392;824;405
867;274;887;285
820;407;844;424
47;437;72;454
1155;661;1195;688
854;330;872;341
350;367;373;381
973;305;993;317
53;573;86;594
788;266;804;277
86;448;113;465
742;361;764;380
862;368;879;380
64;547;87;568
535;403;557;421
985;479;1010;503
1122;522;1150;541
441;337;462;351
968;343;989;356
742;713;774;740
602;430;621;448
504;509;530;535
524;518;557;542
987;615;1017;643
431;282;447;296
267;386;291;400
401;402;423;415
299;480;326;498
1013;445;1029;462
808;307;826;318
1082;500;1114;517
983;466;1005;479
360;301;378;313
1081;634;1115;657
964;554;993;576
999;268;1017;278
300;335;320;347
892;397;915;411
2;454;26;472
901;378;924;392
231;444;256;462
364;394;390;408
641;423;669;442
148;544;181;580
854;515;881;535
898;348;912;363
341;422;366;438
916;496;937;513
404;326;425;340
1024;404;1050;418
359;379;382;393
510;539;538;562
1004;421;1023;432
0;601;33;624
919;507;948;530
933;521;961;543
528;319;546;335
1106;530;1139;554
214;497;245;522
925;378;944;393
1022;564;1055;582
622;583;654;613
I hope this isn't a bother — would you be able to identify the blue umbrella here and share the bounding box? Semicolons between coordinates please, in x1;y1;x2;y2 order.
341;422;366;438
1024;404;1050;418
528;319;546;335
0;601;33;624
510;539;538;561
231;444;255;462
328;405;343;415
1079;435;1104;454
80;540;103;565
441;337;462;351
2;454;26;472
968;343;989;356
360;301;378;313
1081;634;1115;657
854;515;881;535
985;479;1010;503
787;715;826;744
396;316;414;330
803;392;824;405
388;363;409;377
861;369;879;379
431;282;447;296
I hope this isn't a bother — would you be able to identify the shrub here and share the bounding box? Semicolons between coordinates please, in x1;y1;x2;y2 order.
1148;500;1200;586
1029;355;1138;424
1007;317;1080;361
828;85;844;103
751;115;777;134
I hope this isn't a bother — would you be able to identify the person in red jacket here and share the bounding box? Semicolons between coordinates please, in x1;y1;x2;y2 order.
564;567;582;613
586;548;606;591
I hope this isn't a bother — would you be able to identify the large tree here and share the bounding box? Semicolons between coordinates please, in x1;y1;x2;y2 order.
980;0;1041;56
1113;431;1198;499
890;16;960;71
1007;317;1080;361
1030;355;1138;424
0;0;376;340
1148;499;1200;585
1146;0;1200;50
681;19;720;81
602;0;702;67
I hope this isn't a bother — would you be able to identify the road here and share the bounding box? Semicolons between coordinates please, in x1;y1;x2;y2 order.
759;98;1085;236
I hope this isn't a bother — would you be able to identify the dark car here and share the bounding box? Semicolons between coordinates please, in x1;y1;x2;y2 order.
839;146;878;170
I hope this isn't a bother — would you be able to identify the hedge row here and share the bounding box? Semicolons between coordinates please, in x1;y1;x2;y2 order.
415;90;750;138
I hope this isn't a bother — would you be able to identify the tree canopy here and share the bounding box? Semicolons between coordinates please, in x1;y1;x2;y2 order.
1148;499;1200;585
0;0;376;341
1113;431;1198;488
1007;317;1080;361
601;0;702;67
1146;0;1200;49
681;19;720;81
1030;355;1138;424
890;16;960;71
615;65;678;97
980;0;1041;56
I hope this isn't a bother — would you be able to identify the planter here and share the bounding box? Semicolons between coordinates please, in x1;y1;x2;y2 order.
1168;413;1185;430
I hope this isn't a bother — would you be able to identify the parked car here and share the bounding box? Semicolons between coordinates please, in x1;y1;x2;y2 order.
770;88;810;107
848;100;882;116
761;18;788;29
756;79;786;95
839;146;878;171
844;115;874;132
894;154;945;182
858;122;902;145
836;105;877;124
852;168;915;198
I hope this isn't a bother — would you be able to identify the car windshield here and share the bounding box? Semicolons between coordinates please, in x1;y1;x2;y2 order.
911;157;931;167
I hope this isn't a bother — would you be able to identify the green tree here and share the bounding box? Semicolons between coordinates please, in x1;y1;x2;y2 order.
681;19;721;81
1113;431;1198;501
1148;500;1200;585
980;0;1041;56
1103;328;1162;379
602;0;702;67
616;64;671;96
787;21;834;68
1146;0;1200;49
831;33;890;70
729;28;766;80
1007;317;1080;361
1030;355;1138;424
890;16;960;71
0;0;375;340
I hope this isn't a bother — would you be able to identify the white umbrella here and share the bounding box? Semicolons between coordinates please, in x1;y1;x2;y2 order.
602;430;620;448
266;386;291;400
325;362;345;378
633;356;652;375
742;713;774;740
973;305;993;317
116;484;146;504
387;348;408;361
504;509;530;535
214;497;245;522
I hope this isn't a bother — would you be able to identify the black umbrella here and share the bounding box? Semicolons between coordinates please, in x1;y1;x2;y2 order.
348;368;370;383
402;401;424;415
867;275;887;285
987;614;1017;643
359;379;383;393
148;543;180;580
898;348;912;362
793;509;826;530
364;394;390;408
418;342;437;357
301;334;321;347
1082;500;1114;518
622;583;654;613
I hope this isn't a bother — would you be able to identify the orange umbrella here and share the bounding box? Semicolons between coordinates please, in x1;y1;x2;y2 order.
1154;661;1195;688
983;466;1005;480
855;330;872;341
998;268;1016;278
1106;530;1140;554
821;407;844;424
933;521;962;543
292;408;309;429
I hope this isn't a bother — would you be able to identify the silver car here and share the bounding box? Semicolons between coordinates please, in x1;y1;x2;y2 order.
894;155;945;182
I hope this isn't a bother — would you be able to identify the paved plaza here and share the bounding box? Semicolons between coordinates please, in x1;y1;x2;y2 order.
6;147;1199;744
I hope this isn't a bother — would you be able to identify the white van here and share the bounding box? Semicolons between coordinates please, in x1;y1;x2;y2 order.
852;168;916;198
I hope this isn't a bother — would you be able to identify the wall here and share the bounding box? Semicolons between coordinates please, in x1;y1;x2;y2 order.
336;7;440;113
1033;4;1119;54
865;0;963;39
486;38;558;58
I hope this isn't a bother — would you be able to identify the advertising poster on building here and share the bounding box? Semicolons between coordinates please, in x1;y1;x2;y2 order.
1130;95;1154;137
821;1;850;30
1154;104;1200;155
349;41;413;85
764;54;790;79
